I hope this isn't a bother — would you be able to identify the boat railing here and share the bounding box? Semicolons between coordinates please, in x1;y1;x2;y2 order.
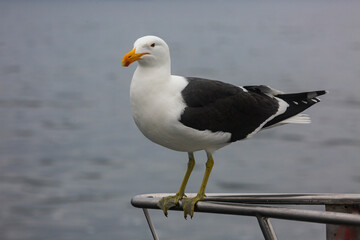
131;193;360;240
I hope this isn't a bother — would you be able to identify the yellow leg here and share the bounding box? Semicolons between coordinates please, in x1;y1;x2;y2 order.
182;152;214;219
157;152;195;216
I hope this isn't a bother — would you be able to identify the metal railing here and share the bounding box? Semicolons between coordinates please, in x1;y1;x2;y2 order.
131;193;360;240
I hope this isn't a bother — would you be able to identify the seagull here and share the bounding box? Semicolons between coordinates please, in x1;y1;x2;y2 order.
122;35;327;219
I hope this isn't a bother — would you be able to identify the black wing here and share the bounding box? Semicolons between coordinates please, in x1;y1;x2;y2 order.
179;78;280;142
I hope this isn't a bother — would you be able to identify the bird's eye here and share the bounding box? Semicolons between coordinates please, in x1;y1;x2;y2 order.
150;43;155;47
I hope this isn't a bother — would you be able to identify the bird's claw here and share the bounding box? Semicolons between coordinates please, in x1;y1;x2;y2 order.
181;194;204;219
157;193;184;217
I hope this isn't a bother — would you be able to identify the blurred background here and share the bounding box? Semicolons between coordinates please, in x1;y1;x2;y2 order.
1;0;359;239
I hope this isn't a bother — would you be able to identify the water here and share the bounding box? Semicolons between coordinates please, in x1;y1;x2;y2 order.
0;0;359;239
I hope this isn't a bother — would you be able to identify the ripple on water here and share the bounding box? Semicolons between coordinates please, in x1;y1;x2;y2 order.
321;138;360;147
216;180;269;191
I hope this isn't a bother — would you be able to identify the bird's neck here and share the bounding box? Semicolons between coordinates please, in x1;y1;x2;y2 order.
133;63;171;87
130;63;173;123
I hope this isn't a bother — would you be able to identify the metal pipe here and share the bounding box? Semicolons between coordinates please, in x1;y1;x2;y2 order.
192;201;360;226
131;194;360;226
132;193;360;205
256;215;278;240
142;208;159;240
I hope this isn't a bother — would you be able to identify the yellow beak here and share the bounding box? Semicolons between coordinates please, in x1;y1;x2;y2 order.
122;48;149;67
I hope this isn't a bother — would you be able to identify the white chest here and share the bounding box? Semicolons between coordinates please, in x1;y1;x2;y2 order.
130;74;188;147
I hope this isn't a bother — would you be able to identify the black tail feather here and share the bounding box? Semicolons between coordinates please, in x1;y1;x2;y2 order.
263;90;327;128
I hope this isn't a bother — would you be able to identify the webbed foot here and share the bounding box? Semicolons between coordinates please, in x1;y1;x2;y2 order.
157;193;184;217
181;193;204;219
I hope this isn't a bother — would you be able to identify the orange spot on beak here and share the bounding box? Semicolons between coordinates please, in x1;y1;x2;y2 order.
122;48;149;67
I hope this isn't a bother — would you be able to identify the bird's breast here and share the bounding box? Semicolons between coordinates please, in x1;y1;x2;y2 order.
129;75;188;149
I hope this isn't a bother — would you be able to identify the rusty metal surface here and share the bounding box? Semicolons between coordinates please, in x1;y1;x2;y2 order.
326;205;360;240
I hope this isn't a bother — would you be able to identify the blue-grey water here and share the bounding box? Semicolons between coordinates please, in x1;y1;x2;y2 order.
1;1;359;239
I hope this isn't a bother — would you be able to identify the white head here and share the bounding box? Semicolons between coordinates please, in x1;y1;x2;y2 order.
122;36;170;68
